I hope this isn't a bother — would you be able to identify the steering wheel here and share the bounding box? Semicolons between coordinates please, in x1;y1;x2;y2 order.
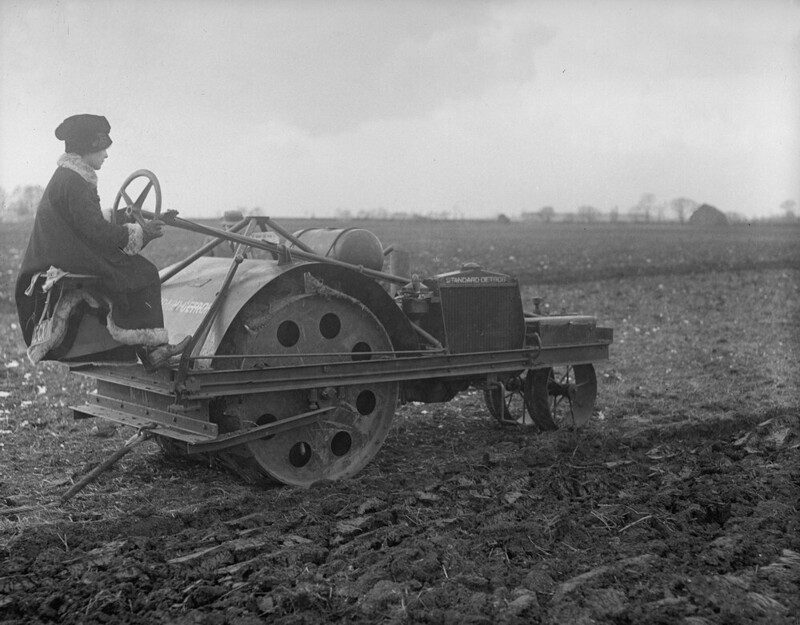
111;169;162;227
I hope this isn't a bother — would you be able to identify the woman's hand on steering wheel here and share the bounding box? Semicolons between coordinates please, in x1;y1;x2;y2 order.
141;219;165;246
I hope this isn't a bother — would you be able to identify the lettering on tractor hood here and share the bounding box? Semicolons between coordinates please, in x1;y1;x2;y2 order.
162;298;213;315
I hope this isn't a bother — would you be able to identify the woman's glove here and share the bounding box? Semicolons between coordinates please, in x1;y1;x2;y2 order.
141;219;165;247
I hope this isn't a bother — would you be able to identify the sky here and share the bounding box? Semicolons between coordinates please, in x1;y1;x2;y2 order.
1;0;798;220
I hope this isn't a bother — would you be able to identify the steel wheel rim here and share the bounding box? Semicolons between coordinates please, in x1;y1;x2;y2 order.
549;364;597;428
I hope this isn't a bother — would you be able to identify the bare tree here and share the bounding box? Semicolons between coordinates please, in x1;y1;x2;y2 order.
577;205;599;223
669;197;697;224
539;206;555;223
636;193;656;222
8;185;44;217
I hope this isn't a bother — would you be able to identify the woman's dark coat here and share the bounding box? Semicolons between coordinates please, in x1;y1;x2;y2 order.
15;159;165;348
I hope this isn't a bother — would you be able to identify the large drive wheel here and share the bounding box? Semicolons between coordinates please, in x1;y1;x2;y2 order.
528;364;597;430
216;291;398;487
111;169;162;227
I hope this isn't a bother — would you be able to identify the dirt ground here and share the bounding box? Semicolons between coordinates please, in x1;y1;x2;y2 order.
1;252;798;622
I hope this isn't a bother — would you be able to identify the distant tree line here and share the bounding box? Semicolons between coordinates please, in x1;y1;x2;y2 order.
334;208;459;221
0;185;44;221
0;184;797;225
327;195;798;224
520;194;798;225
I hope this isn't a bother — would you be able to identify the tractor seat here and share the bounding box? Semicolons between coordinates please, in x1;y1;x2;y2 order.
25;267;122;364
24;266;102;297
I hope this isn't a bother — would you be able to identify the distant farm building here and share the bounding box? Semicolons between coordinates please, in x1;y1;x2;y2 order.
689;204;728;227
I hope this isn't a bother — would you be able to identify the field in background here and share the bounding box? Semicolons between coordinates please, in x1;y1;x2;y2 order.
0;217;798;624
3;220;797;313
166;218;800;282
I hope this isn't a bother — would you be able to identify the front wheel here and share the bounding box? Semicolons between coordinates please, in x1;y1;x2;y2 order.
527;364;597;430
483;373;532;426
483;365;598;430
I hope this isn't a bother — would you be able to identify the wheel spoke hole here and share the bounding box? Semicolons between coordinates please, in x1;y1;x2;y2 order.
256;414;277;426
288;441;312;467
277;320;300;347
351;342;373;361
254;413;278;440
355;390;377;415
330;431;352;456
319;313;341;339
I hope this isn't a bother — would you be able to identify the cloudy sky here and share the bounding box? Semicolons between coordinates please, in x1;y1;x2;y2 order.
1;0;798;219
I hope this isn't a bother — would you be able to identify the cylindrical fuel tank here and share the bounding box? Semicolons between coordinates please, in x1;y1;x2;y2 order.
292;228;384;271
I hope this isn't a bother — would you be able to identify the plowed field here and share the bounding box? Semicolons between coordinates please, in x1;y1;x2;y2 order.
1;219;798;624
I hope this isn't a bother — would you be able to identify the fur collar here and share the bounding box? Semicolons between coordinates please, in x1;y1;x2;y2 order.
57;153;98;187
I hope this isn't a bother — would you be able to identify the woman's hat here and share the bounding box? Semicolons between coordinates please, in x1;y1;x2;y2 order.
55;114;113;155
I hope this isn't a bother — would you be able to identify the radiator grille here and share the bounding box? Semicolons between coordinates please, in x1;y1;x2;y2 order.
439;283;525;354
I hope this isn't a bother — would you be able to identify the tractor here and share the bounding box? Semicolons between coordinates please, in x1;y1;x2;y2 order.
27;170;613;488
